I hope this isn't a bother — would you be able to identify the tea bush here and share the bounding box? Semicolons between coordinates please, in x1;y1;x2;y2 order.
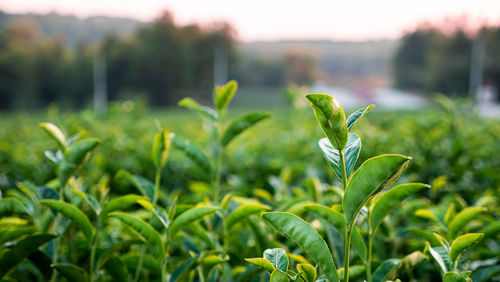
0;82;499;281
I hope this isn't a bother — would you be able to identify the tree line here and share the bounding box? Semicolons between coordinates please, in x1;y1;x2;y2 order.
393;24;500;98
0;11;320;110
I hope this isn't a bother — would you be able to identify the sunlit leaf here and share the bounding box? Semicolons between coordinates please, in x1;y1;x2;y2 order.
370;183;429;234
225;203;270;230
179;97;218;121
264;248;289;272
172;138;213;174
109;212;165;260
245;258;275;274
221;111;271;147
306;94;348;150
169;206;219;236
343;154;411;225
152;129;172;169
39;122;66;149
449;233;484;264
213;80;238;112
59;138;100;187
262;212;338;281
346;105;375;130
447;207;485;239
40;200;94;241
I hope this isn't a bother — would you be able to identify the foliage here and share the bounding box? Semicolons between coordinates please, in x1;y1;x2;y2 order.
0;82;498;281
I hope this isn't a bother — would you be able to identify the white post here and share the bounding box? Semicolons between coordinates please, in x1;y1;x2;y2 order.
93;51;108;114
469;33;485;100
213;43;228;87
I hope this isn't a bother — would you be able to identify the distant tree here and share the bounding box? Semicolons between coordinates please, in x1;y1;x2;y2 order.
393;29;436;91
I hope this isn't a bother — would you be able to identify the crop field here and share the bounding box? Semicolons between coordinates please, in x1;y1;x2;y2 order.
0;82;499;282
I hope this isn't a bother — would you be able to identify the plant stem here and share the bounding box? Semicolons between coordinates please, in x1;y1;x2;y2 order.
153;168;161;205
213;150;223;203
89;224;99;282
344;225;353;282
49;213;62;282
213;120;223;203
366;209;373;282
339;149;352;282
50;183;67;282
339;150;348;190
134;247;146;282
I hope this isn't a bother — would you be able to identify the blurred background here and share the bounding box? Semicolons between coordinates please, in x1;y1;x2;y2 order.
0;0;499;112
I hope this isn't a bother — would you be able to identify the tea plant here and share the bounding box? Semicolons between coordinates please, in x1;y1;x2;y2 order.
254;94;430;281
0;82;498;281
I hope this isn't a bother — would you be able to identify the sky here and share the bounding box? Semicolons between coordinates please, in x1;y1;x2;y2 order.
1;0;499;41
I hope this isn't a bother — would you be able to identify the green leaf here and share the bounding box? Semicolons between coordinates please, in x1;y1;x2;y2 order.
40;200;94;241
178;97;218;121
185;223;216;248
0;226;38;245
213;80;238;111
343;154;411;225
221;193;232;211
261;212;338;282
297;264;316;282
170;254;199;282
72;189;101;214
225;203;270;230
59;138;100;187
245;258;275;274
306;94;348;150
371;258;400;282
109;212;165;260
370;183;429;234
201;255;228;268
221;112;271;147
264;248;289;272
0;234;56;278
444;204;456;226
270;269;290;282
471;265;500;282
318;133;361;179
447;207;485;239
443;271;472;282
0;198;29;217
52;264;89;282
152;129;172;169
103;257;129;281
480;221;500;239
346;105;375;130
116;170;155;202
169;206;219;236
449;233;484;264
101;194;147;220
97;239;143;269
304;203;366;261
137;200;170;229
123;254;161;276
39;122;66;149
172;138;213;173
433;233;451;251
427;244;451;273
386;251;428;280
407;228;440;246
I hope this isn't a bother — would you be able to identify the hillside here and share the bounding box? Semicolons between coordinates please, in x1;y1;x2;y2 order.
242;39;399;86
0;10;144;46
0;11;398;86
